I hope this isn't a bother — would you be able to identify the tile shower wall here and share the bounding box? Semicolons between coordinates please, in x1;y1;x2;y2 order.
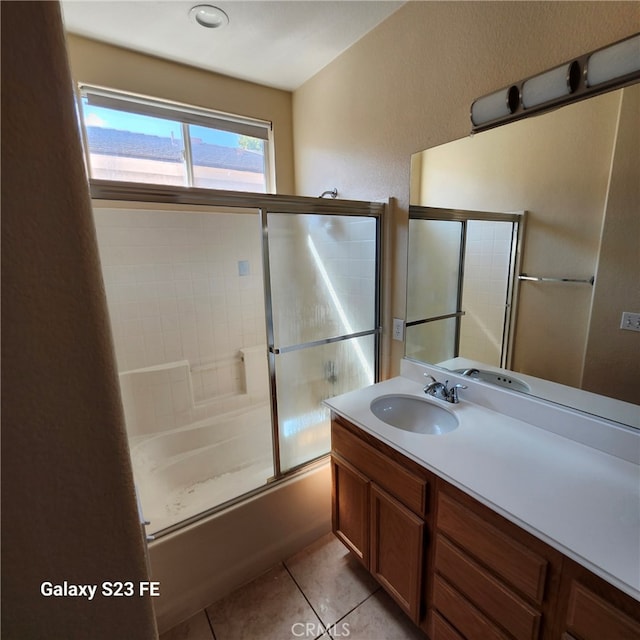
311;216;377;337
460;220;512;365
269;215;376;347
93;205;266;403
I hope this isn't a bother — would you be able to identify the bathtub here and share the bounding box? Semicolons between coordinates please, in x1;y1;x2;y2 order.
132;402;274;535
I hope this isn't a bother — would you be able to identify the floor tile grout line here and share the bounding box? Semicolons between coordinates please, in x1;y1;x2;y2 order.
327;586;382;631
283;556;383;638
203;606;217;640
282;561;328;637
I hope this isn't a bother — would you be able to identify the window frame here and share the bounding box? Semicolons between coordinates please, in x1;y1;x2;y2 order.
76;84;275;193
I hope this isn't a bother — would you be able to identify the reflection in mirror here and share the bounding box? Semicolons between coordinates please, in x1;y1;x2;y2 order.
409;85;639;428
406;210;523;371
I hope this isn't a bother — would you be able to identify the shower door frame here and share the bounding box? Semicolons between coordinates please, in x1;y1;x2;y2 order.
259;205;383;478
90;179;384;534
406;205;526;369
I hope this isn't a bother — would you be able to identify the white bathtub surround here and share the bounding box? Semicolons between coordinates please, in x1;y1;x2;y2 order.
119;349;270;439
325;359;640;601
134;403;274;533
150;462;331;634
119;352;273;534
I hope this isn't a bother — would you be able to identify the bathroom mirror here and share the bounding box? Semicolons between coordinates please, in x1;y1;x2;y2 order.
409;84;639;428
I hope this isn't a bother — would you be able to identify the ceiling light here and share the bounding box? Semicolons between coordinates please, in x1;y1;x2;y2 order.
189;5;229;29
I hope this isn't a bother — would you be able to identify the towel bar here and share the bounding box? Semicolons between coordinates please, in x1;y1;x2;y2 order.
518;273;594;285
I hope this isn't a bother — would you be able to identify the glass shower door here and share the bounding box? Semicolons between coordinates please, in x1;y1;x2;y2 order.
265;212;380;473
405;218;464;364
406;207;523;369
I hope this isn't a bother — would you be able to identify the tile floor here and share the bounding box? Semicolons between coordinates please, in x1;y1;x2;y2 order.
160;532;427;640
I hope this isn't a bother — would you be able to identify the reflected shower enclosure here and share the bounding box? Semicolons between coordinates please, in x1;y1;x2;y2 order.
93;199;381;536
406;208;523;369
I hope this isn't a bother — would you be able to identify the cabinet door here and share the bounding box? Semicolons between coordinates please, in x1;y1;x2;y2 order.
562;580;640;640
370;483;425;622
331;455;369;567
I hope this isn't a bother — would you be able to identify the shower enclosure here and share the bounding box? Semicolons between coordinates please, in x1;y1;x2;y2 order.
405;206;524;369
265;212;379;473
91;183;382;537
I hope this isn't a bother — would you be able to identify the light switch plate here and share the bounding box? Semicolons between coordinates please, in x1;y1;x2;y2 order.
620;311;640;332
392;318;404;341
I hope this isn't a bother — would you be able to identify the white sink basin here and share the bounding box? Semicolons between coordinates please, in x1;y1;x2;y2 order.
370;394;459;435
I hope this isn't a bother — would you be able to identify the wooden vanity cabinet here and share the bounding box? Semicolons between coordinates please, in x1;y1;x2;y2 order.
330;413;640;639
553;558;640;640
331;455;370;567
429;483;563;640
370;483;425;618
331;414;433;623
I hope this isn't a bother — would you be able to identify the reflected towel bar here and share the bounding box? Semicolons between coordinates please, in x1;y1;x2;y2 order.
518;273;594;285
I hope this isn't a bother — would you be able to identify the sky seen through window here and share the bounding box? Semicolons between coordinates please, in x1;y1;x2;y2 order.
82;99;241;148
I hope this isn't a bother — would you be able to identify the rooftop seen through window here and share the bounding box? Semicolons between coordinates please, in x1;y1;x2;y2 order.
78;87;271;193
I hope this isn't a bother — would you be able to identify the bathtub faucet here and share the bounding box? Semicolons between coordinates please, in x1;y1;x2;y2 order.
324;360;338;384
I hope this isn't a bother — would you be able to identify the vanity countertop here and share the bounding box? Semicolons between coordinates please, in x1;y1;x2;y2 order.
325;375;640;601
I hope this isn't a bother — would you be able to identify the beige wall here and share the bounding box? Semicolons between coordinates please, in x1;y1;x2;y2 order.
65;34;295;194
292;0;640;376
1;3;157;638
583;84;640;403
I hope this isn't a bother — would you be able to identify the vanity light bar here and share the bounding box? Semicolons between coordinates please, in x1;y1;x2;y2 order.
470;33;640;132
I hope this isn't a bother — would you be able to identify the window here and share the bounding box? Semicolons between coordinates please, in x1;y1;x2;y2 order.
77;85;272;193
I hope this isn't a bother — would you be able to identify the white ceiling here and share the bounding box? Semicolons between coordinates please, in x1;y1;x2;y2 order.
61;1;405;91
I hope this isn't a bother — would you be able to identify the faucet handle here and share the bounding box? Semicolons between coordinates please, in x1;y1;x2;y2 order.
447;381;467;403
423;373;437;394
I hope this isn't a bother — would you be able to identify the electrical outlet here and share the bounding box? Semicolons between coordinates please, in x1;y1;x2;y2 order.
620;311;640;332
392;318;404;341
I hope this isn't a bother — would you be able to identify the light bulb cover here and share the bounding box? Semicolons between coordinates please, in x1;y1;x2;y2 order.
522;60;581;109
586;34;640;87
471;85;520;127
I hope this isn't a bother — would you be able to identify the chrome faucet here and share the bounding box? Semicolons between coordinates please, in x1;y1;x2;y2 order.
424;374;467;404
461;368;480;377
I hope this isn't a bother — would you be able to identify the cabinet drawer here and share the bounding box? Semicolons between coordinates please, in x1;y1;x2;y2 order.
332;419;428;515
431;612;465;640
437;492;547;603
433;575;509;640
565;582;640;640
435;535;541;640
